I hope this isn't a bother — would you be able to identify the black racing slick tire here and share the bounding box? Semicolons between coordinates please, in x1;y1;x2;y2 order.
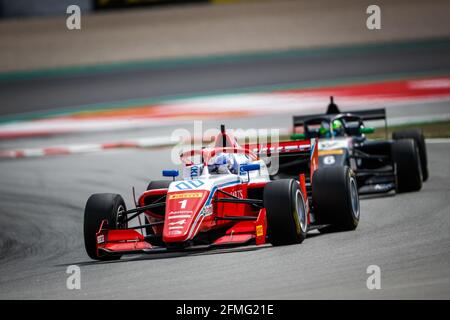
264;179;308;246
393;129;428;181
145;180;172;235
312;166;360;232
392;139;422;193
84;193;127;261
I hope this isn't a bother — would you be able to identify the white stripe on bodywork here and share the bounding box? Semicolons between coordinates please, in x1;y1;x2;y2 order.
169;226;184;230
168;215;192;219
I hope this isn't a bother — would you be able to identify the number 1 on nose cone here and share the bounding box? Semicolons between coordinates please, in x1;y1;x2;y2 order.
179;199;188;209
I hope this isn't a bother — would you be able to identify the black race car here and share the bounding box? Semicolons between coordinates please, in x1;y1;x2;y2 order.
287;97;428;195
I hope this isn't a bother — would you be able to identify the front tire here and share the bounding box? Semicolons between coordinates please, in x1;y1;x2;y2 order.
393;129;428;181
84;193;127;261
312;166;360;232
264;179;308;246
391;139;422;193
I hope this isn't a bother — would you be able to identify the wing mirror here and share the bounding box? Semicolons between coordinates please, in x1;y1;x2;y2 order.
241;163;260;172
240;163;260;182
162;170;179;181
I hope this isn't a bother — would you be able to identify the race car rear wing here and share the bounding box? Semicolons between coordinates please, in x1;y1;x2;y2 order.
293;108;386;127
293;108;388;138
344;108;386;121
246;139;313;155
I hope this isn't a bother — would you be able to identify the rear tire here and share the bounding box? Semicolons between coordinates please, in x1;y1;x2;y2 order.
392;139;422;193
84;193;127;261
312;166;360;232
393;129;428;181
264;179;307;246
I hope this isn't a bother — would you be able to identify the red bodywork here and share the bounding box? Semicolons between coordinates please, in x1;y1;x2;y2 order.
95;134;318;257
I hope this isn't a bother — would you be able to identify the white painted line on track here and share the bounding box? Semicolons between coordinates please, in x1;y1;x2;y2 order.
426;138;450;144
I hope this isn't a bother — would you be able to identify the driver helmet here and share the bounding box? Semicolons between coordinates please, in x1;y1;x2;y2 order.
331;119;343;136
208;153;235;174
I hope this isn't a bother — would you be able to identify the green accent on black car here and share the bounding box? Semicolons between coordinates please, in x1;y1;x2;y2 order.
360;127;375;134
290;133;306;140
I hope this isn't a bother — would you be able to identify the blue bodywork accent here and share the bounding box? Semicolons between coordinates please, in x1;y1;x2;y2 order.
205;180;240;207
240;163;260;173
162;170;179;177
175;179;205;190
310;139;316;160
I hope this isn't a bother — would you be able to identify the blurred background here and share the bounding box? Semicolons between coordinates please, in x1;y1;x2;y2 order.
0;0;449;147
0;0;449;300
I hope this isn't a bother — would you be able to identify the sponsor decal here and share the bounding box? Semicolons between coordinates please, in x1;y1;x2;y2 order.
169;192;203;199
374;184;392;191
175;180;205;190
256;225;264;237
230;189;244;198
201;204;213;216
319;139;349;150
169;219;187;226
169;210;193;216
190;165;201;178
96;234;105;244
319;149;344;156
253;144;309;153
168;215;191;219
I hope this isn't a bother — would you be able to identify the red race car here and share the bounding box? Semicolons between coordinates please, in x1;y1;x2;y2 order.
84;125;360;260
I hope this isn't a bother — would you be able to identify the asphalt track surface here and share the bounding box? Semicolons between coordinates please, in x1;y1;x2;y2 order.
0;40;450;299
0;143;449;299
1;39;450;117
